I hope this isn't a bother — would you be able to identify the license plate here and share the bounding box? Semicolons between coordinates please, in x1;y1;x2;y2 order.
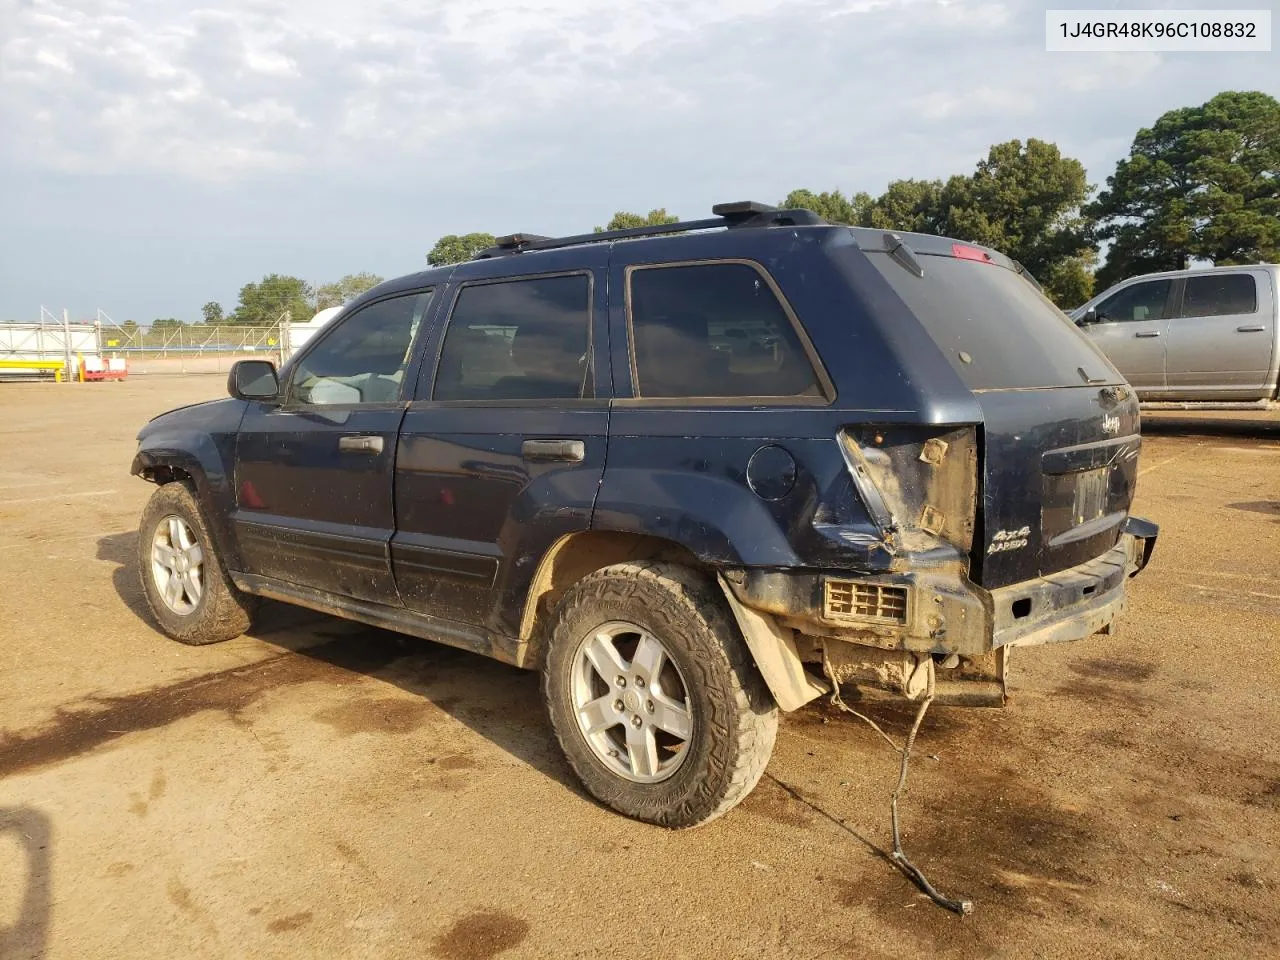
1072;467;1109;525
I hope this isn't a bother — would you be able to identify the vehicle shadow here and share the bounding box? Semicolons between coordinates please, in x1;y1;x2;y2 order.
0;807;52;960
96;533;582;796
1141;415;1280;438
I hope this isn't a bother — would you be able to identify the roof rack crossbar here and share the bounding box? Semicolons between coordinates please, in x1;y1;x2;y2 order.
473;202;827;259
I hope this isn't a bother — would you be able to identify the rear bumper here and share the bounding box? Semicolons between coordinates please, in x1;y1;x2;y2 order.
723;515;1158;656
992;518;1156;649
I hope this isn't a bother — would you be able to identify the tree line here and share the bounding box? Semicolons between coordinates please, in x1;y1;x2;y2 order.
152;89;1276;329
140;272;387;330
425;90;1280;308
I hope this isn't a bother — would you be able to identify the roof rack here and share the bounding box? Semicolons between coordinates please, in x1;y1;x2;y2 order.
473;202;826;259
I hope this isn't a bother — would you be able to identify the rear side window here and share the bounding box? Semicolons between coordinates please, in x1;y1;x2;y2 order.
1095;279;1172;323
866;252;1119;390
1180;274;1257;317
433;274;591;401
627;262;822;399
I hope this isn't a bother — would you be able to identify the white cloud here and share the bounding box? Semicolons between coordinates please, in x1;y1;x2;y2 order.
0;0;1276;320
3;0;1274;187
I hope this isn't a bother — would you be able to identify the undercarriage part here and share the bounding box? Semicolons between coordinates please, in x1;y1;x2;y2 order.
822;655;974;916
818;640;1006;707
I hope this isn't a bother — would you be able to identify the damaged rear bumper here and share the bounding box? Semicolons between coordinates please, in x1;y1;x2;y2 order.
722;516;1158;660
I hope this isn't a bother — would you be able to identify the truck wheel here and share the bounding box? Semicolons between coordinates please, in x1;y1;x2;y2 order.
543;561;778;827
137;482;255;645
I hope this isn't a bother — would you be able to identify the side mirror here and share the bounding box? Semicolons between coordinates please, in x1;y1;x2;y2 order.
228;360;279;401
1078;307;1099;326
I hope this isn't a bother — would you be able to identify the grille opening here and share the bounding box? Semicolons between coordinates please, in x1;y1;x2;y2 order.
824;580;908;625
1082;584;1097;596
1011;598;1032;619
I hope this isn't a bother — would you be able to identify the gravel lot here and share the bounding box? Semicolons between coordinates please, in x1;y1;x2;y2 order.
2;378;1277;960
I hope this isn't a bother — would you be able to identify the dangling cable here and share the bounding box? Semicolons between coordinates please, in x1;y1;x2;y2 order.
823;648;974;916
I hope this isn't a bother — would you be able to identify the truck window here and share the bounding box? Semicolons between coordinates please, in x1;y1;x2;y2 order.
1180;274;1257;318
1095;279;1173;323
627;262;822;399
433;274;591;401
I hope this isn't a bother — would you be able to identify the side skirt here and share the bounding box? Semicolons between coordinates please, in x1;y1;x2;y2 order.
230;571;527;668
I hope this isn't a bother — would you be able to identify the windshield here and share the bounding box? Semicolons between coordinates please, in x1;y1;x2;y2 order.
866;252;1121;390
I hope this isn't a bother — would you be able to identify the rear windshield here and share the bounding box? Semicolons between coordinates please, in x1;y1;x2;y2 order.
866;252;1120;390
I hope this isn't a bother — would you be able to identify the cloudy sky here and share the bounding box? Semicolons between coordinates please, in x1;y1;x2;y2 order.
0;0;1275;322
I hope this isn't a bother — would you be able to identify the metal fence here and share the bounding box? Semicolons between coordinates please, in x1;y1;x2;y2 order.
2;309;292;378
98;323;286;367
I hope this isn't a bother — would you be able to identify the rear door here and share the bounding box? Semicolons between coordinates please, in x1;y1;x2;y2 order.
1078;278;1174;393
392;251;610;634
1164;270;1275;400
864;245;1139;589
233;289;434;604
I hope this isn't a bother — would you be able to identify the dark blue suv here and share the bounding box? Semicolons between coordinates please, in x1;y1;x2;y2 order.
132;202;1157;826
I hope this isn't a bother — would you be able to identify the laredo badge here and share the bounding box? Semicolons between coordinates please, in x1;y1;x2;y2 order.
988;526;1030;554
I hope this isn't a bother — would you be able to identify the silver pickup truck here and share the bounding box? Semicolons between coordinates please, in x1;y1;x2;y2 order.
1071;265;1279;403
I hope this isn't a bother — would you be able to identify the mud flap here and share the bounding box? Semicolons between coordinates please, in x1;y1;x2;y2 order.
716;575;828;711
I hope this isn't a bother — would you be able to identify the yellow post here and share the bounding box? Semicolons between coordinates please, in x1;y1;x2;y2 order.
77;354;85;382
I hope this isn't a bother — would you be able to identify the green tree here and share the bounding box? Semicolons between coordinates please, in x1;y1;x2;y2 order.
231;275;313;326
427;233;497;266
594;209;680;232
317;272;384;309
862;179;946;233
150;318;183;330
1090;91;1280;288
201;301;224;325
936;139;1095;305
780;189;873;225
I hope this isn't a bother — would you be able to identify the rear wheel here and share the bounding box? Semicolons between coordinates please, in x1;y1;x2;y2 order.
137;482;255;645
543;562;777;827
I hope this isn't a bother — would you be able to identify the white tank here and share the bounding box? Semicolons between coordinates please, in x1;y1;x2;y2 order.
286;306;343;357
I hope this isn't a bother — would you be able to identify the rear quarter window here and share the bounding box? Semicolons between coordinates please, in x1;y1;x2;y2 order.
865;252;1120;390
627;261;825;400
1180;273;1257;317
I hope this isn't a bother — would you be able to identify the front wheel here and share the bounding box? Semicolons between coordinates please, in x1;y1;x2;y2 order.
543;562;778;828
137;481;255;645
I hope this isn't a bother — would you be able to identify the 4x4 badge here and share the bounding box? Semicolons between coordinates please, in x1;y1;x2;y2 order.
988;526;1030;554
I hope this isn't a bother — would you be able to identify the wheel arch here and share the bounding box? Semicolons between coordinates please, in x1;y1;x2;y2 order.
132;441;243;571
518;531;704;668
517;531;827;712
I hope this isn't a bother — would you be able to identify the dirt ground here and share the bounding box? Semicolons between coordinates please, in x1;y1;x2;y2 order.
1;377;1277;960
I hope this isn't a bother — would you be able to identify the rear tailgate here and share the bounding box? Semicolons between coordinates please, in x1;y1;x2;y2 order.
862;237;1139;588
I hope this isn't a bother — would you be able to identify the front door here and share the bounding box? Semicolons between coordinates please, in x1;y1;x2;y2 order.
393;251;610;635
1164;271;1274;400
1080;277;1174;393
233;289;434;604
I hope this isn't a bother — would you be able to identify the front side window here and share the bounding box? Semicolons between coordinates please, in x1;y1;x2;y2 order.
627;262;821;399
1095;279;1172;323
291;291;431;405
1181;273;1257;318
433;274;591;401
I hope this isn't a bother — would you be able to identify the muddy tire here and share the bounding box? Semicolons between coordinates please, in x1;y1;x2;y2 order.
543;561;778;828
137;482;255;645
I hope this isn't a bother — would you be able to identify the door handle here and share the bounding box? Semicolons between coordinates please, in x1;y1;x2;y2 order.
338;435;384;454
521;439;585;462
1236;324;1266;333
1134;331;1161;338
